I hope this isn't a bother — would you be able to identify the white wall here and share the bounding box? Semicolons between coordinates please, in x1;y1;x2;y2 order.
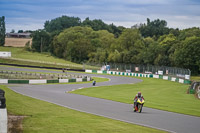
0;109;7;133
0;52;11;57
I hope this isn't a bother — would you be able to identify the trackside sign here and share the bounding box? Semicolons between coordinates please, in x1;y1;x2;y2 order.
0;52;11;57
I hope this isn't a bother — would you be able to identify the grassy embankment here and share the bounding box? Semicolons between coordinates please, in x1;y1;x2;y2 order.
1;85;165;133
72;76;200;117
0;46;97;70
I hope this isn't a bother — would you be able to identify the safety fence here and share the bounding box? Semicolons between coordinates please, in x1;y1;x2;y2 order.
0;77;91;84
85;69;191;85
84;63;191;80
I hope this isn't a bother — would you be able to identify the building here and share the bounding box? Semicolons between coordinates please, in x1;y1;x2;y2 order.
6;33;31;38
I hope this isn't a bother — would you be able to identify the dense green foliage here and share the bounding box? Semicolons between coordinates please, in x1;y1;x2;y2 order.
139;18;170;38
0;16;5;46
31;30;51;52
31;16;200;74
44;16;81;33
82;17;125;37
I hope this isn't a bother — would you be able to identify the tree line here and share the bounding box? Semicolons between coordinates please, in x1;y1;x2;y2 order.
1;15;200;74
32;16;200;75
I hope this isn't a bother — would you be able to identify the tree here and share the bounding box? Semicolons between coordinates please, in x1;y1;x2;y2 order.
139;18;170;38
107;23;125;38
178;27;200;41
18;30;23;33
154;34;179;66
32;30;51;52
52;26;95;63
82;17;109;31
173;36;200;75
82;17;124;38
88;30;116;63
116;28;145;64
141;37;160;65
107;49;123;63
0;16;6;46
118;28;142;51
44;16;81;33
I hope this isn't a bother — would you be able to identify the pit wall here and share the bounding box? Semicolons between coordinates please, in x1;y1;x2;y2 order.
85;70;191;84
0;77;91;84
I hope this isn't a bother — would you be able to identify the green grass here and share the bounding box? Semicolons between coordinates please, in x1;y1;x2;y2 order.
72;77;200;117
0;47;74;64
191;76;200;81
0;47;83;69
1;85;165;133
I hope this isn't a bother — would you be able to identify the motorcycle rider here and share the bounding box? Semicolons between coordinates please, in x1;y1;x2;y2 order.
93;80;96;86
134;92;144;112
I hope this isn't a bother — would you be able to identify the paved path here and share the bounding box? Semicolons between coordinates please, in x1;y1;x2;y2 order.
1;66;200;133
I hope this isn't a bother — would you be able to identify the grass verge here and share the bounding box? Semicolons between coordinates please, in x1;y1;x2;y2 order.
0;47;82;69
1;85;165;133
191;76;200;81
71;77;200;117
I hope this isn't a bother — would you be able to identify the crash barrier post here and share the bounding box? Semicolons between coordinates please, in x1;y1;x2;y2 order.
85;69;191;85
0;89;7;133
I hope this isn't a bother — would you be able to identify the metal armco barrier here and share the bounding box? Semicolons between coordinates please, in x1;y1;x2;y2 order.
0;89;7;133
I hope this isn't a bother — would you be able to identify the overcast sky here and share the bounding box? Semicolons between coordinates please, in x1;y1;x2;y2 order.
1;0;200;32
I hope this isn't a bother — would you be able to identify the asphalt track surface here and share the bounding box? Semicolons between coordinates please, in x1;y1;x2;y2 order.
1;66;200;133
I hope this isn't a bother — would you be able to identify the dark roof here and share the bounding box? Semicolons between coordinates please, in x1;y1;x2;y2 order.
6;33;31;36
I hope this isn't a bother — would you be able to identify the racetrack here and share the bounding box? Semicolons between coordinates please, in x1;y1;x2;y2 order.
1;66;200;133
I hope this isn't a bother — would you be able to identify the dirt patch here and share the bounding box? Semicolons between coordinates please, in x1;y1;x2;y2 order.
5;38;32;47
8;114;26;133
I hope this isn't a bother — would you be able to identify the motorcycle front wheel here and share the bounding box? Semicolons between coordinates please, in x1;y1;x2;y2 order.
138;104;143;113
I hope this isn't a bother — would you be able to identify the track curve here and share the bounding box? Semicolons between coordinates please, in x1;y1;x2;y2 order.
1;66;200;133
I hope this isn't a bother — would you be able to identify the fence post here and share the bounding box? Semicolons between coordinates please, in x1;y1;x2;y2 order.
188;69;191;76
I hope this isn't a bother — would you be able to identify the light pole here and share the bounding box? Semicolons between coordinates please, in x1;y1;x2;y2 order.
40;37;43;53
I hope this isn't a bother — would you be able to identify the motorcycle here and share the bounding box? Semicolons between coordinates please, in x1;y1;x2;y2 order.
134;97;144;113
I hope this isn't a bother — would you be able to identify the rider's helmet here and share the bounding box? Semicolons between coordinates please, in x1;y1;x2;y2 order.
138;92;141;97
